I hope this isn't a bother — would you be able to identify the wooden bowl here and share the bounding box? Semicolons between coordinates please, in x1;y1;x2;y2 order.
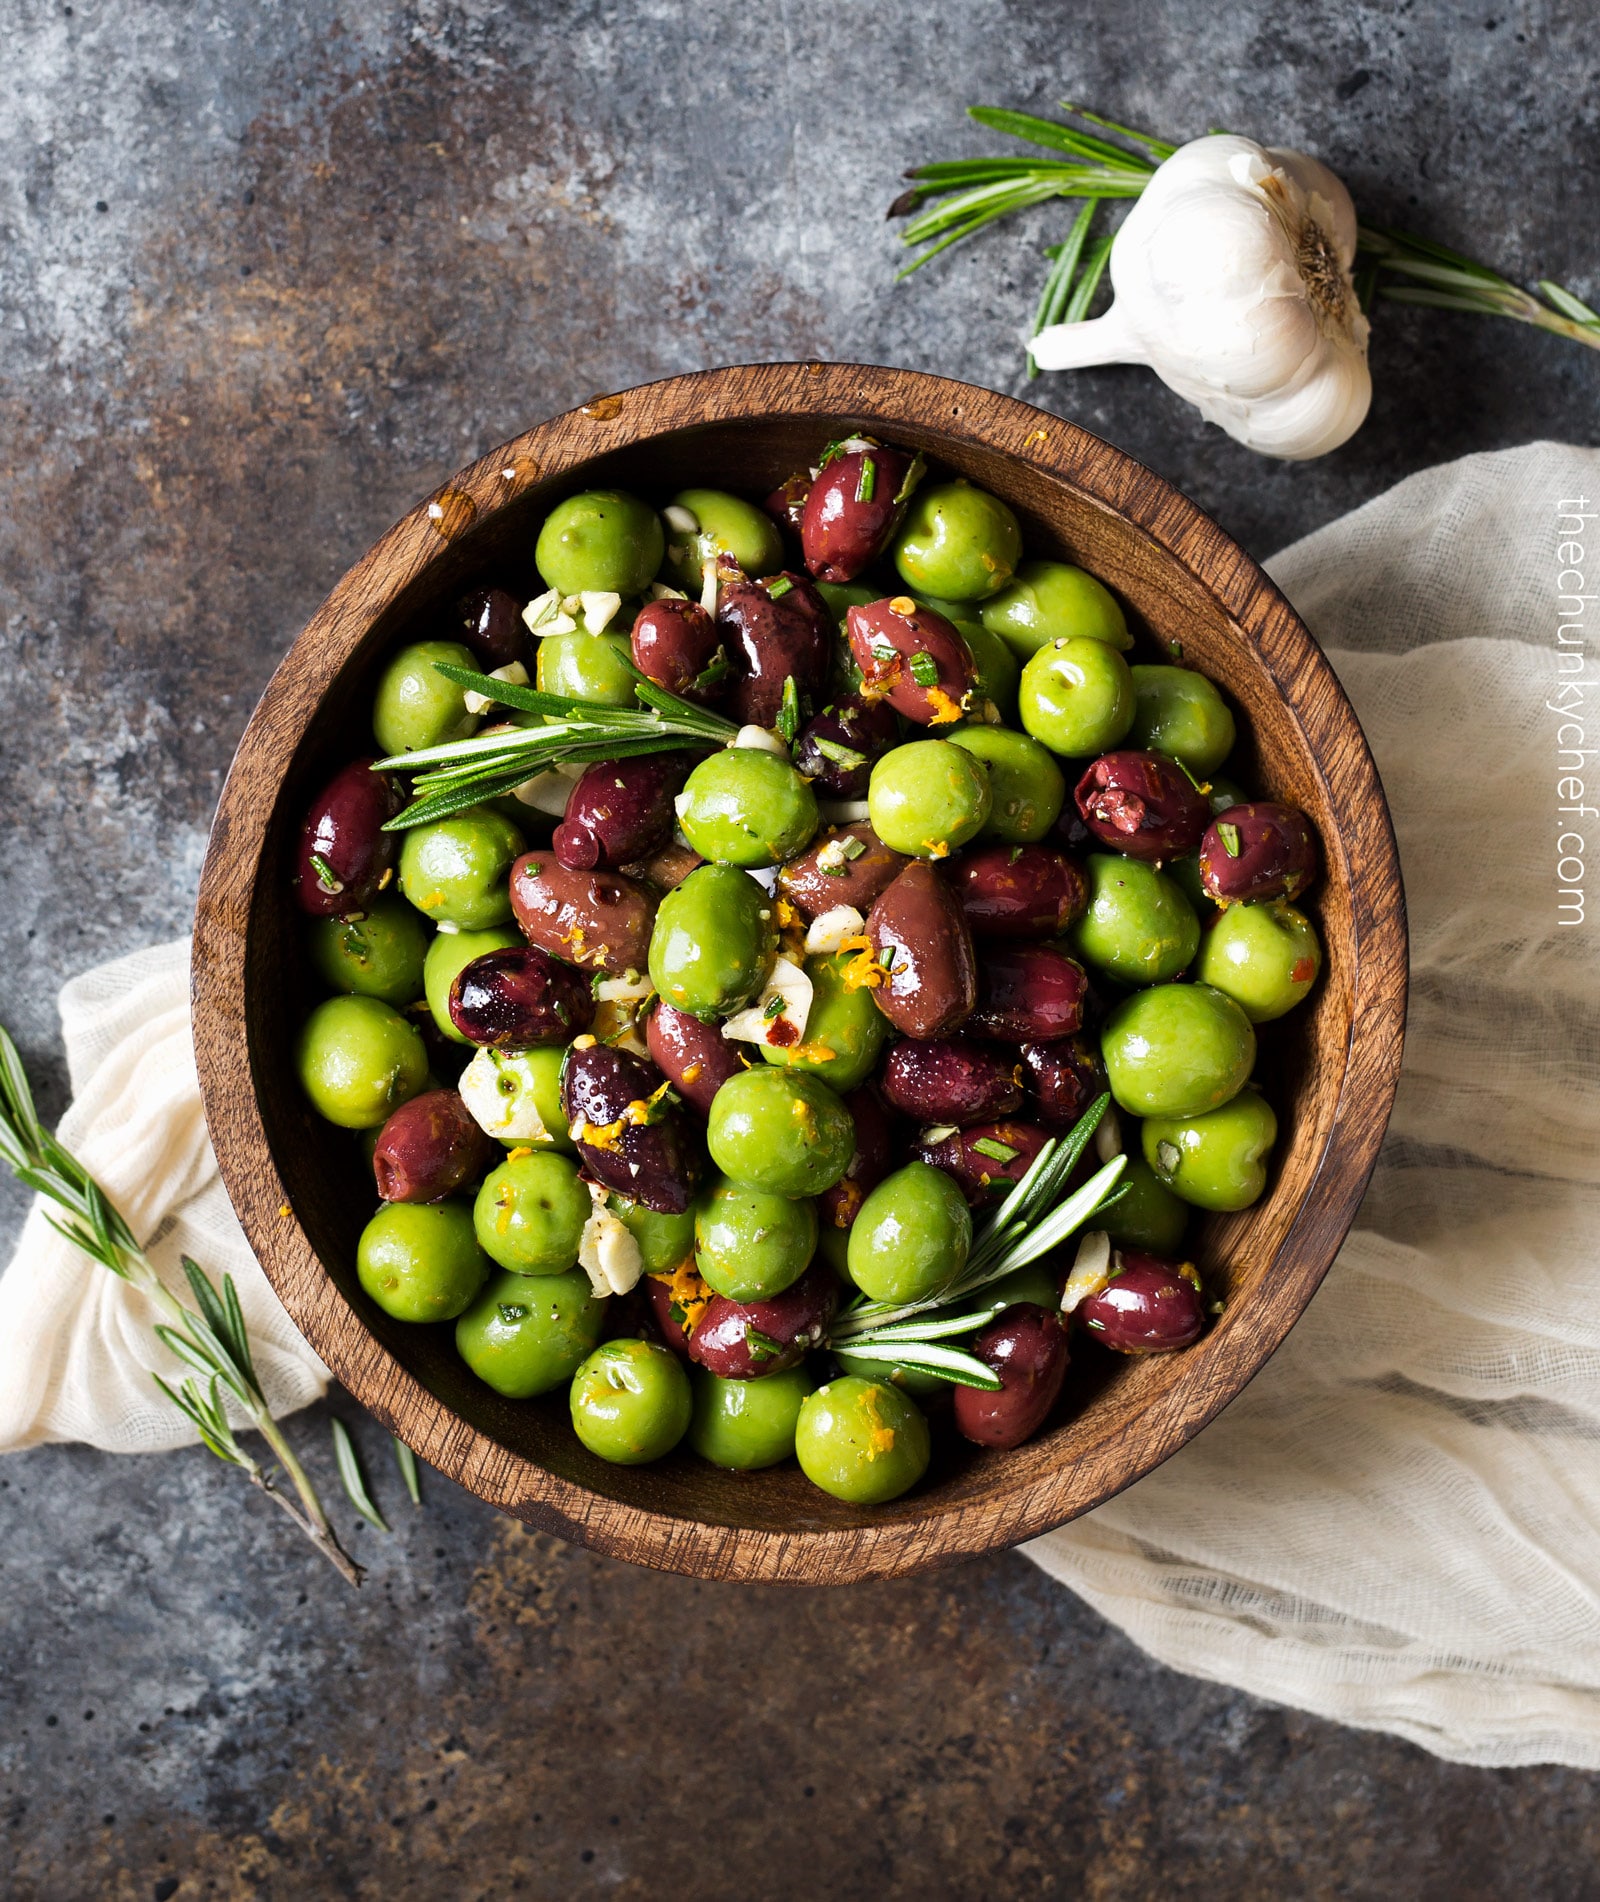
193;362;1406;1583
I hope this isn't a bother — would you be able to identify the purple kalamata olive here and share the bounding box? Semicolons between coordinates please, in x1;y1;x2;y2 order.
1199;802;1320;905
560;1041;701;1215
779;822;909;921
915;1120;1050;1207
456;587;528;670
687;1263;839;1379
866;861;978;1039
448;946;594;1048
969;945;1088;1042
800;442;917;583
372;1090;498;1203
953;1303;1071;1447
631;597;725;703
1077;1250;1206;1354
818;1084;897;1229
846;599;975;727
765;471;812;537
646;1003;750;1117
947;843;1088;940
294;759;405;917
793;696;902;800
717;574;834;728
1020;1037;1107;1130
510;855;656;976
554;753;693;871
1075;751;1210;862
882;1037;1023;1126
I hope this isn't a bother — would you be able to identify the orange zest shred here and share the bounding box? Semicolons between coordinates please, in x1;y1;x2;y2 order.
924;686;963;724
649;1260;712;1336
858;1383;897;1460
837;934;885;990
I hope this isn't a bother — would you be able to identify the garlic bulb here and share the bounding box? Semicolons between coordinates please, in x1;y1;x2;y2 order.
1030;135;1371;460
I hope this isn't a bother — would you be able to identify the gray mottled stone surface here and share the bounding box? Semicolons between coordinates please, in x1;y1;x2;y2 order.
2;2;1598;1895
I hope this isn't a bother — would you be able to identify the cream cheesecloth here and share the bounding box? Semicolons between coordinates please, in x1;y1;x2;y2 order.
2;442;1596;1769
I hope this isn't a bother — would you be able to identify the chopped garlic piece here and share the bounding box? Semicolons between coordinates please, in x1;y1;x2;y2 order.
817;798;872;825
1094;1106;1122;1165
663;503;700;536
648;581;688;601
731;725;789;757
921;1124;958;1145
512;761;586;814
594;971;656;1005
459;1049;555;1143
1060;1231;1114;1315
521;587;562;632
804;904;866;955
578;1183;644;1297
463;659;529;716
720;955;813;1048
578;590;622;635
699;557;719;617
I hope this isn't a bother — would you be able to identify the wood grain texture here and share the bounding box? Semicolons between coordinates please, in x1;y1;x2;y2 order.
191;362;1408;1584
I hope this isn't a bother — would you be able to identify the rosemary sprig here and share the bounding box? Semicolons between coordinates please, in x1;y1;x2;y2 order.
894;102;1600;365
331;1417;389;1532
0;1023;363;1587
373;661;738;829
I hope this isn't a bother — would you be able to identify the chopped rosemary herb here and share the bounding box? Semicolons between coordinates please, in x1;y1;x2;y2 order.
766;575;794;600
776;675;801;745
1216;822;1242;858
840;835;867;861
811;736;870;771
763;993;787;1020
498;1302;529;1323
309;852;342;893
743;1326;785;1364
908;651;940;687
971;1136;1020;1164
855;455;877;503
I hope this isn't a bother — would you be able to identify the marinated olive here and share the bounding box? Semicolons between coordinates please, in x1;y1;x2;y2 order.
881;1037;1023;1126
779;822;909;921
1070;854;1200;985
793;695;901;800
846;599;975;726
1143;1085;1278;1210
962;619;1022;722
847;1161;971;1304
295;760;405;917
953;1303;1070;1448
473;1149;591;1275
422;925;522;1045
867;740;991;860
947;725;1066;843
1100;1154;1190;1254
969;944;1088;1043
675;748;818;867
536;628;638;708
297;995;429;1129
372;640;482;757
686;1262;838;1379
398;806;525;930
795;1377;931;1503
455;1267;607;1398
865;860;978;1038
694;1173;819;1301
892;479;1022;602
306;897;428;1005
646;1002;751;1114
761;950;889;1092
689;1363;815;1469
949;843;1087;940
664;487;785;592
1101;982;1256;1119
510;854;657;976
456;587;530;671
630;597;725;703
817;1083;897;1231
535;490;664;598
457;1044;573;1149
648;863;776;1018
980;560;1132;656
1018;638;1136;758
765;471;812;537
1078;1250;1206;1353
1074;750;1210;861
448;945;594;1047
717;574;834;728
615;1200;697;1277
373;1089;498;1202
1195;899;1321;1021
562;1040;701;1215
915;1119;1050;1206
569;1338;692;1464
1129;664;1236;776
1020;1036;1107;1129
357;1198;490;1322
1199;803;1320;905
800;442;919;582
554;753;693;871
706;1067;854;1198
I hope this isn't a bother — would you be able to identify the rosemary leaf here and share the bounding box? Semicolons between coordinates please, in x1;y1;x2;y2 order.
331;1419;390;1532
394;1438;423;1507
834;1339;1003;1391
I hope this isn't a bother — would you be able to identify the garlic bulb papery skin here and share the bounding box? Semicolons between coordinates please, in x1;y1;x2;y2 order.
1030;135;1372;460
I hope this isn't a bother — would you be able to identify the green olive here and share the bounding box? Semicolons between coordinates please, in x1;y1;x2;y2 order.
847;1161;971;1304
535;490;665;597
459;1045;574;1151
960;620;1021;723
455;1267;607;1398
1128;664;1237;776
357;1199;490;1322
947;724;1065;843
422;924;522;1044
1018;638;1135;758
569;1338;692;1464
664;488;785;590
980;560;1132;656
694;1173;818;1300
1101;982;1257;1119
795;1377;931;1503
867;739;992;859
1071;854;1201;985
892;480;1023;601
613;1199;697;1277
761;950;889;1091
676;749;819;868
1195;900;1322;1021
536;629;639;708
398;806;524;929
473;1150;591;1275
706;1067;855;1198
306;898;428;1006
1143;1086;1278;1211
372;640;482;756
1099;1153;1190;1254
689;1364;815;1471
648;863;777;1019
296;995;429;1129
